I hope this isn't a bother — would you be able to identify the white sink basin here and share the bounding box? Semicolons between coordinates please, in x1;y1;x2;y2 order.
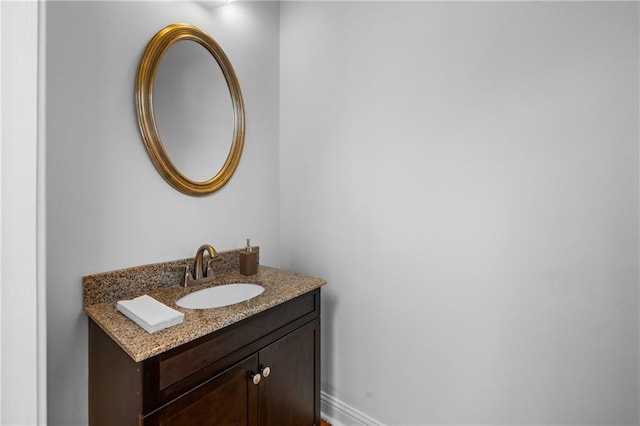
176;283;265;309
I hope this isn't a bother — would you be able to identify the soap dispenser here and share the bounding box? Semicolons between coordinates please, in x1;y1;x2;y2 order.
239;238;258;276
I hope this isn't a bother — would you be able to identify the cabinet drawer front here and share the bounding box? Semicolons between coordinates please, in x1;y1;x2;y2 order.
155;289;319;404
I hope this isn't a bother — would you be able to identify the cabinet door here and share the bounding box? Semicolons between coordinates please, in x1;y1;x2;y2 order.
145;354;259;426
258;319;320;426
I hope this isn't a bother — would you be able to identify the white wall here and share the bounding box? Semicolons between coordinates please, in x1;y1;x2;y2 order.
1;1;43;425
45;2;280;424
280;2;639;425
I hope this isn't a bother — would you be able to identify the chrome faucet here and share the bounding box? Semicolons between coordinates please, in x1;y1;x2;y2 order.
185;244;219;287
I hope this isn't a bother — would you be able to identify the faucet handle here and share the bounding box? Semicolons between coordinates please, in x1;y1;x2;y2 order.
184;268;194;288
206;258;218;280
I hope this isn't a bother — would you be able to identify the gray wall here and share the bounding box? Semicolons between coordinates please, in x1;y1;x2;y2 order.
45;1;640;425
46;2;280;424
280;2;639;424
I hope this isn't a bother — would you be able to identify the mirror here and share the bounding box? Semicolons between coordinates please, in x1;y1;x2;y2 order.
136;23;245;195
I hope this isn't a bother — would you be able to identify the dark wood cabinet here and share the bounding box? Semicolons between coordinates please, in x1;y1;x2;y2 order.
146;354;259;426
89;289;320;426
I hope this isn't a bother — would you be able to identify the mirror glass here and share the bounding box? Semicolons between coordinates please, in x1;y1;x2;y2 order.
154;40;234;182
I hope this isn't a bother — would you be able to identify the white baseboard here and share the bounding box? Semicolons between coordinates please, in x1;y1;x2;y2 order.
321;390;384;426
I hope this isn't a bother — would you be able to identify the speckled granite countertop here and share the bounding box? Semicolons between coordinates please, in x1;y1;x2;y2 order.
84;251;325;362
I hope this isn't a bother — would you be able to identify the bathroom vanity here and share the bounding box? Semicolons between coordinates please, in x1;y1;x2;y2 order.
84;251;324;426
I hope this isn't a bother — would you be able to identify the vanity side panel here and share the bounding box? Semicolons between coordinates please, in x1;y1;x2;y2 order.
89;319;143;426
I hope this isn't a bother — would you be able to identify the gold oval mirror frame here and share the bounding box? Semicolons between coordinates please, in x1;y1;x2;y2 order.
136;23;245;195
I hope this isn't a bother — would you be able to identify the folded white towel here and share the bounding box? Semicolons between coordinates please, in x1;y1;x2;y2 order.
116;294;184;334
